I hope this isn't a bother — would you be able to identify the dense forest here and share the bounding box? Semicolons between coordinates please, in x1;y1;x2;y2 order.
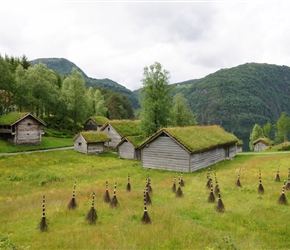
0;55;135;136
1;55;290;150
30;58;140;109
176;63;290;150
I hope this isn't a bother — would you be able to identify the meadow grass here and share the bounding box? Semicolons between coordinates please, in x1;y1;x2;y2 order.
1;150;290;249
0;137;73;153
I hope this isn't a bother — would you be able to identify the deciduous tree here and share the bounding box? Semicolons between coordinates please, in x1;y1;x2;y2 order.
249;123;264;151
140;62;173;137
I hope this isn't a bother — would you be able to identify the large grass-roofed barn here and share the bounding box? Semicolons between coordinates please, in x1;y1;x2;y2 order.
0;112;46;146
84;116;109;131
74;131;110;154
139;126;239;172
100;120;142;148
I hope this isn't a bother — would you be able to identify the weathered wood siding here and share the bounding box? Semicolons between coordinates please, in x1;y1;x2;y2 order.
228;144;237;158
236;145;243;153
103;125;121;148
74;135;88;154
190;144;236;172
254;142;268;152
87;142;105;154
84;119;101;131
13;117;43;145
141;136;190;172
118;141;135;159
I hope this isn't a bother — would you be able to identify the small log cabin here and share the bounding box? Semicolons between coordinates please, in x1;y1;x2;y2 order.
84;116;109;131
116;135;145;160
100;120;142;148
0;112;46;146
253;138;272;152
74;131;110;154
139;126;238;172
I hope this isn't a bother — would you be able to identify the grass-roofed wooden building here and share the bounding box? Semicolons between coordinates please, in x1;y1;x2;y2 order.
139;125;238;172
116;135;145;160
100;120;142;148
84;116;109;131
0;112;46;146
74;131;110;154
253;138;273;152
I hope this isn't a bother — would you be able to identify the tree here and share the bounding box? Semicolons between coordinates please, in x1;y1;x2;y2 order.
61;68;89;133
263;121;272;139
0;56;16;115
249;123;264;151
105;92;134;119
140;62;173;137
275;112;290;143
171;93;196;127
86;87;107;116
17;63;58;117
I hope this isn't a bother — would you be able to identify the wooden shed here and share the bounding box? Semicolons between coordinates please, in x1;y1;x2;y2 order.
253;138;272;152
116;135;145;160
74;131;110;154
84;116;109;131
139;126;238;172
0;112;46;146
100;120;142;148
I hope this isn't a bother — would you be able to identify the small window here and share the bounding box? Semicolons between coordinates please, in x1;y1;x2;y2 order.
78;142;82;146
27;123;32;126
108;127;110;131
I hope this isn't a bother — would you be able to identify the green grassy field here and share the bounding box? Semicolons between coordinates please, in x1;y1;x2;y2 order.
1;149;290;249
0;137;73;153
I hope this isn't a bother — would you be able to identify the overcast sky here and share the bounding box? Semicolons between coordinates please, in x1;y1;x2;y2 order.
1;1;290;90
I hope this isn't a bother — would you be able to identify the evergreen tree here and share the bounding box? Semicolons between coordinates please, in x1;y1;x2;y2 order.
140;62;173;137
275;112;290;143
249;124;264;151
171;93;196;127
263;121;272;139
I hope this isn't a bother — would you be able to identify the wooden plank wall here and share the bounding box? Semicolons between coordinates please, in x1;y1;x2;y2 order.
190;147;226;172
74;135;88;154
103;125;121;148
118;141;135;160
15;117;42;145
87;143;105;154
141;136;190;172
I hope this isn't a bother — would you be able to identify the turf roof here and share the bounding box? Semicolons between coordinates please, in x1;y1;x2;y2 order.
103;120;142;137
75;131;110;143
118;135;146;148
140;125;238;153
89;116;109;125
253;137;273;146
0;112;46;126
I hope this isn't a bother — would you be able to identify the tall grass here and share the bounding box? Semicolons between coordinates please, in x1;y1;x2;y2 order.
0;150;290;249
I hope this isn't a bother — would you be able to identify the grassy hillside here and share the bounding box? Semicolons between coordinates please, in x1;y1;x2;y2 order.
178;63;290;151
1;150;290;249
30;58;140;109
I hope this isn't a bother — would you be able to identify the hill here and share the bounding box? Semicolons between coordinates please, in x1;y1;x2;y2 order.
176;63;290;151
30;58;139;109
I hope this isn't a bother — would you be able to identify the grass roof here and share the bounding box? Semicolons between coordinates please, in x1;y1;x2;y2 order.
0;112;31;125
123;135;147;148
142;125;238;153
106;120;142;137
89;116;109;125
76;131;110;143
253;137;273;146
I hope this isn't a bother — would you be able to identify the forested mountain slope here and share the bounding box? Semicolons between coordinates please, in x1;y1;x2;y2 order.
177;63;290;150
30;58;139;108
